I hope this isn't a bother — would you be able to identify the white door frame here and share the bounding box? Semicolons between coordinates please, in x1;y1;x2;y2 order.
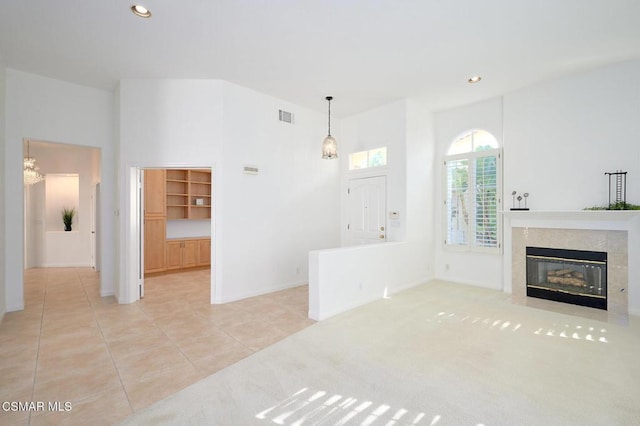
90;182;102;271
136;169;144;298
123;167;141;304
94;182;101;272
124;164;218;304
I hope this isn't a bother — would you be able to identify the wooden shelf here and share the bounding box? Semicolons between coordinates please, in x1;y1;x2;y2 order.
166;169;188;180
164;169;212;220
167;206;188;220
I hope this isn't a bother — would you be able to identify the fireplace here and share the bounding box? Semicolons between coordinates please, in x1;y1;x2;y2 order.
526;247;607;310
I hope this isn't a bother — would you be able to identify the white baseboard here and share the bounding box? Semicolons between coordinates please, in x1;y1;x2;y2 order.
42;263;93;268
213;279;308;304
435;276;503;291
7;303;25;313
312;277;431;321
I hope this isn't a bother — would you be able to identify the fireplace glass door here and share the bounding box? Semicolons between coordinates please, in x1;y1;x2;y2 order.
526;247;607;310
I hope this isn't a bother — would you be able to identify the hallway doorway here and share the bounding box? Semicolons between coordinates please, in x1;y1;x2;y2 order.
23;139;103;298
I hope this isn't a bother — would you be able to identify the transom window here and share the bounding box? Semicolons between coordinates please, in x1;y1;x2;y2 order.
444;129;501;252
349;147;387;170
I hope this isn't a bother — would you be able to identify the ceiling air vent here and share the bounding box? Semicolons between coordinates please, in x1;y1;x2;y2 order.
279;109;294;124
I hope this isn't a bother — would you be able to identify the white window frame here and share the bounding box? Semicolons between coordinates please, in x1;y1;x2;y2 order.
443;147;502;254
348;147;387;171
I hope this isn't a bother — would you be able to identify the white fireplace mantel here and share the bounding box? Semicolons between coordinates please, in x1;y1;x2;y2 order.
504;210;640;229
503;210;640;317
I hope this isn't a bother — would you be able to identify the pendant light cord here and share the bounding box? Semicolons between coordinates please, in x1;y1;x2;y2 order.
326;96;333;136
327;98;331;136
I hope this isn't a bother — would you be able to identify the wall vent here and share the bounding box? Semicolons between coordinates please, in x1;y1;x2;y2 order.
279;109;295;124
243;165;259;175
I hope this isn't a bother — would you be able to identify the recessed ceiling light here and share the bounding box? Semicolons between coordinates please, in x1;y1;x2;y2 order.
131;5;152;18
468;76;482;83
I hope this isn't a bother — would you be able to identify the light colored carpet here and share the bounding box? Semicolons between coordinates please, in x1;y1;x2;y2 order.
120;280;640;425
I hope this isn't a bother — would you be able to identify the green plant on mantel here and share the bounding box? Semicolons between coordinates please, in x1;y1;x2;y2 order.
583;202;640;211
62;207;76;231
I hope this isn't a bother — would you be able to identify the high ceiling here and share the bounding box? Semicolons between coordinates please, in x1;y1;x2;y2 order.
1;0;639;117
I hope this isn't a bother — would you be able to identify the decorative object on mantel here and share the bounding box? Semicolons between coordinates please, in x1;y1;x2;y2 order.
62;207;76;231
510;191;529;211
606;170;628;209
322;96;338;159
583;204;640;210
584;170;640;210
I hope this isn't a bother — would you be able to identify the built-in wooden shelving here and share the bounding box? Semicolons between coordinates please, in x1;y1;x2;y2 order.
165;169;212;220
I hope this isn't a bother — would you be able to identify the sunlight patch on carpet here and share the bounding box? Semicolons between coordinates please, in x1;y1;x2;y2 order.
255;387;436;425
534;323;608;343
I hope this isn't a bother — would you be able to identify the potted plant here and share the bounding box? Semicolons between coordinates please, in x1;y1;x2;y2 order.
62;207;76;231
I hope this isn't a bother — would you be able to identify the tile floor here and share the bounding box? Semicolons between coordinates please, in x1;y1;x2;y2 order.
0;268;314;425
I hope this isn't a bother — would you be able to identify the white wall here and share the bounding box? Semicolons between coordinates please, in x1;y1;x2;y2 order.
434;97;504;289
44;174;79;232
503;60;640;211
118;79;341;304
340;100;408;244
405;99;436;281
309;100;435;320
4;70;116;311
309;242;427;320
219;82;340;302
118;79;224;303
44;232;89;267
24;182;44;268
434;60;640;293
0;65;6;319
166;220;210;239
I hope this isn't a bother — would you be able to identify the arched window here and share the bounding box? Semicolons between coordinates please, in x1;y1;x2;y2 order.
447;129;498;155
444;129;501;251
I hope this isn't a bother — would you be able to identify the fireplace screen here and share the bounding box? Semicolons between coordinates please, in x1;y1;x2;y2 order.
526;247;607;310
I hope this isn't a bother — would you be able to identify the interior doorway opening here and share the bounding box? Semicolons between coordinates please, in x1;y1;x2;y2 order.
138;167;214;302
23;139;103;296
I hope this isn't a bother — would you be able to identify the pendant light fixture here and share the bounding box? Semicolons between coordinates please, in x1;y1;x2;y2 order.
23;140;45;186
322;96;338;159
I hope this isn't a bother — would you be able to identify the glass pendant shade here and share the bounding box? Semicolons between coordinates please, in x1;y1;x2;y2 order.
322;96;338;159
23;141;45;186
322;135;338;159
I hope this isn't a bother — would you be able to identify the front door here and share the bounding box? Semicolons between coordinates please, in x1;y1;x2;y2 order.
347;176;387;245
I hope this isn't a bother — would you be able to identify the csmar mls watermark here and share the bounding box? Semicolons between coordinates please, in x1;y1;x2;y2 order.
2;401;72;412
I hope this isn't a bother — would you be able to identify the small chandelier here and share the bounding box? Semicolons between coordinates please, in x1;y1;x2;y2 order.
322;96;338;159
24;140;45;186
